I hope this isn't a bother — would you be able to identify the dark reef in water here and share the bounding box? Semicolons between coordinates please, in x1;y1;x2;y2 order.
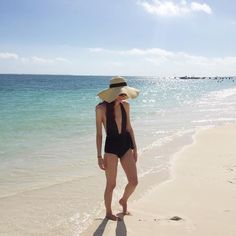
175;76;235;81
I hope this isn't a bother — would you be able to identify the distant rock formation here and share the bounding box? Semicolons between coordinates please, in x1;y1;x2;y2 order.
176;76;235;80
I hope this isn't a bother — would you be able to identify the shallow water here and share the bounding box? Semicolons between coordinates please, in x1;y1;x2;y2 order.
0;74;236;235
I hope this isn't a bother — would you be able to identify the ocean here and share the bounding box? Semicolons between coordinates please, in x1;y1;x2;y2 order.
0;74;236;235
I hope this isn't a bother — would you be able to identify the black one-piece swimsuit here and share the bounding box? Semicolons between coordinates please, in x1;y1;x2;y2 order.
105;103;134;158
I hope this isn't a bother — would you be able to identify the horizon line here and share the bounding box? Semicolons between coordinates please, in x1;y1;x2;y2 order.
0;73;235;78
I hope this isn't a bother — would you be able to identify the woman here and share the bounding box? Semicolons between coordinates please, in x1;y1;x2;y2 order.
95;76;140;221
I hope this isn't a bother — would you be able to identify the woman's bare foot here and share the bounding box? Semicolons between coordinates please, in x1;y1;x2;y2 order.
119;198;129;215
105;213;118;221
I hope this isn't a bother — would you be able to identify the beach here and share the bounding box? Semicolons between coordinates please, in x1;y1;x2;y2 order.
82;124;236;236
0;75;236;235
1;0;236;234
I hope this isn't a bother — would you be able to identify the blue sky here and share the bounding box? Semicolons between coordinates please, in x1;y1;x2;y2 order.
0;0;236;76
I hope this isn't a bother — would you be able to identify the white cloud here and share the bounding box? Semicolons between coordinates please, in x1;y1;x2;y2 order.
89;47;236;76
31;56;54;64
88;47;104;52
191;2;212;14
88;47;174;57
1;49;235;76
0;52;19;60
138;0;212;16
125;48;174;57
0;52;69;64
54;57;70;63
31;56;70;64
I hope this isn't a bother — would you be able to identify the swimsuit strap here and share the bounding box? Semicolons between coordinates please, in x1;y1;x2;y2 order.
120;103;127;133
106;103;127;136
105;103;111;136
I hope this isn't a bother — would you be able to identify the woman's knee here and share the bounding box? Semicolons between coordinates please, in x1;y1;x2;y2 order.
106;182;116;190
129;178;138;187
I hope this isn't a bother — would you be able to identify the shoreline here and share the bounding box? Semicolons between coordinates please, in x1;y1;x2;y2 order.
82;123;236;235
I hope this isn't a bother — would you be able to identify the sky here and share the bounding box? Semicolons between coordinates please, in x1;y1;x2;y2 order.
0;0;236;76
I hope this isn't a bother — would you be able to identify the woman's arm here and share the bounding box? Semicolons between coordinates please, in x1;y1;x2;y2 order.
95;105;106;170
96;105;103;157
124;102;138;162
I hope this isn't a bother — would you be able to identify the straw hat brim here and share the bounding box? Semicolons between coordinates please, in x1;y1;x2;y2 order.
97;86;140;103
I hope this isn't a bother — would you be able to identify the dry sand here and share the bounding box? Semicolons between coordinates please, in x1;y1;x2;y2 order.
83;124;236;236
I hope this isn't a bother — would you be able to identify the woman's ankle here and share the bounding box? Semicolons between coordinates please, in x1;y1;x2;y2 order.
106;210;112;215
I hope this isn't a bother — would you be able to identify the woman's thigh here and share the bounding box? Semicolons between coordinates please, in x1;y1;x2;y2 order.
104;153;118;185
120;149;138;183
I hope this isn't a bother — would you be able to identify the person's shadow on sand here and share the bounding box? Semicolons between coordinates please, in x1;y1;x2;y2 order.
93;218;109;236
115;213;127;236
93;213;127;236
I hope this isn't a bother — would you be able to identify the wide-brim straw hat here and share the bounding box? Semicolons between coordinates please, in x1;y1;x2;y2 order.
97;76;140;103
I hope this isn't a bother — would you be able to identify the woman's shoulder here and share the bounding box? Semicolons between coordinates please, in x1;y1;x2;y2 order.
121;100;130;110
96;102;106;111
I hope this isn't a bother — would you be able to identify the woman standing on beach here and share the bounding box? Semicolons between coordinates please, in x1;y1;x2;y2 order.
95;76;140;221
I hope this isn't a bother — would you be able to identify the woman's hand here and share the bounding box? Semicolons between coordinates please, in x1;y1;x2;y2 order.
132;148;138;163
98;156;106;170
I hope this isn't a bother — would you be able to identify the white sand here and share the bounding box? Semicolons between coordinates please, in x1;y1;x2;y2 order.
83;124;236;236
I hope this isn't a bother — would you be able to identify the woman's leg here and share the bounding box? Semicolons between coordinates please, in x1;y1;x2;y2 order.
119;149;138;214
104;153;118;220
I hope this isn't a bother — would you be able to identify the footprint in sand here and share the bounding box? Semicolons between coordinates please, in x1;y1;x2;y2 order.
223;163;236;170
169;216;183;221
154;218;160;222
152;216;183;222
138;219;147;222
223;166;234;172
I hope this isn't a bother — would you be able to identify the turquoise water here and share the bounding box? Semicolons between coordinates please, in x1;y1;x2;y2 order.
0;75;102;157
1;74;236;192
0;74;236;234
1;75;235;159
